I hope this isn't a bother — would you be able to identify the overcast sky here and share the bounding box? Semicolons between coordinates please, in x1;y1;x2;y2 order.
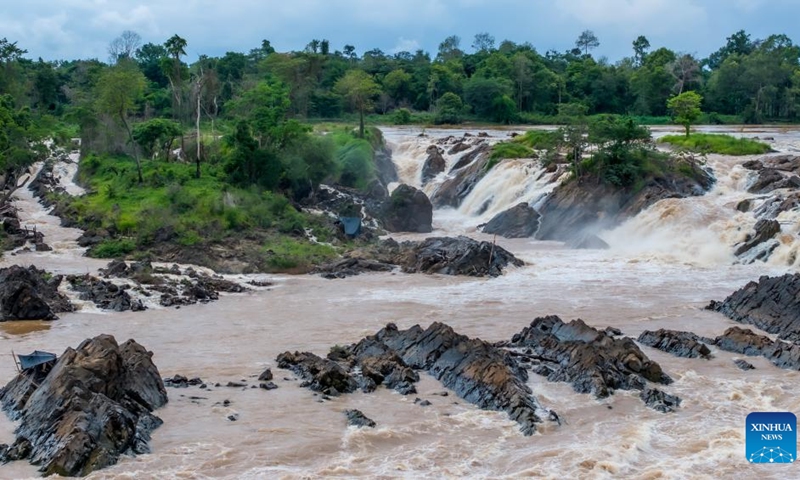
4;0;800;63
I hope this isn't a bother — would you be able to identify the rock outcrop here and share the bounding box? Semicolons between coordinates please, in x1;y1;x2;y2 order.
0;265;73;321
637;329;712;359
391;236;523;277
379;184;433;233
421;146;446;185
748;169;800;194
733;219;780;258
345;409;376;428
432;144;492;208
0;335;167;476
707;274;800;343
535;163;713;243
499;316;675;408
480;203;540;238
278;322;557;435
67;274;146;312
713;327;800;370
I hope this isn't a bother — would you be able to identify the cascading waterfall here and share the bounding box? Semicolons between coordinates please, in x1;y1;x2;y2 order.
383;126;800;269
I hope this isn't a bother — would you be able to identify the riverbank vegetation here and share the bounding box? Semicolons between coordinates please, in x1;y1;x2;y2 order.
659;133;772;155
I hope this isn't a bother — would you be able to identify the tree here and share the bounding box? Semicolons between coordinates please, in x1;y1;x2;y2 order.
667;91;703;137
668;54;700;94
632;35;650;67
437;35;463;62
334;70;380;138
434;92;464;124
164;34;187;118
382;69;412;104
95;60;147;182
132;118;183;159
108;30;141;64
472;33;496;53
575;30;600;56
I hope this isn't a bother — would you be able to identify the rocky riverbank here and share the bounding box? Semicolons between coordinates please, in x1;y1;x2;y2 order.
0;335;167;476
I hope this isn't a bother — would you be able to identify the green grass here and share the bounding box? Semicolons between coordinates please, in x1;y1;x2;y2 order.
512;130;560;149
57;153;340;270
659;133;772;155
261;237;337;271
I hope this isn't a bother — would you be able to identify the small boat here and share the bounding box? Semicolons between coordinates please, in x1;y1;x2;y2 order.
17;350;57;370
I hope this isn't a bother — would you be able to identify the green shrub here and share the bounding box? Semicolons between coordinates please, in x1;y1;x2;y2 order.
90;239;136;258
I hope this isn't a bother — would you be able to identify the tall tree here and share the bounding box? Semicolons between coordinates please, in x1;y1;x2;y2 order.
164;34;187;119
472;33;496;53
334;70;380;138
667;91;703;137
632;35;650;67
108;30;141;64
575;30;600;56
437;35;464;62
95;60;147;182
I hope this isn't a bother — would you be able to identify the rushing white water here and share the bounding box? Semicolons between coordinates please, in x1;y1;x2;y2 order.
0;126;799;479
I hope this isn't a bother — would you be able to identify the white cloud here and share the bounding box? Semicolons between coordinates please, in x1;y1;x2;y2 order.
391;37;421;54
554;0;707;35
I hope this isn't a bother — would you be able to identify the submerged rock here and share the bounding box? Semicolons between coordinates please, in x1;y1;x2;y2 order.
501;316;675;405
432;144;492;208
276;351;358;396
637;329;712;359
0;265;74;321
0;335;167;476
734;359;756;371
481;203;541;238
708;274;800;342
345;409;376;428
640;388;682;413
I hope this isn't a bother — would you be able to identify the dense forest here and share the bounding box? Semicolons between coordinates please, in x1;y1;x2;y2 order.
0;29;796;269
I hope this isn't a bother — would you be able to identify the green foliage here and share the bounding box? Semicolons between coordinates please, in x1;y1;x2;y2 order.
90;239;137;258
659;133;772;155
335;138;375;188
463;77;513;118
434;92;464;124
393;108;412;125
513;130;560;150
490;142;534;161
667;91;703;136
132;118;183;158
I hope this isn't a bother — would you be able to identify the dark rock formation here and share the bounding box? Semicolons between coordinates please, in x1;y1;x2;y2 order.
67;274;146;312
734;359;756;371
258;368;273;381
373;139;399;187
433;144;492;208
0;265;73;321
276;351;358;396
0;335;167;476
734;219;781;257
640;388;682;413
314;257;395;279
754;193;800;219
379;184;433;233
500;316;674;402
736;199;752;213
448;142;471;155
637;329;712;359
277;322;556;435
708;274;800;342
392;236;523;277
345;409;376;428
748;169;800;194
164;375;203;388
536;163;713;243
481;203;540;238
421;146;446;185
713;327;800;370
761;155;800;174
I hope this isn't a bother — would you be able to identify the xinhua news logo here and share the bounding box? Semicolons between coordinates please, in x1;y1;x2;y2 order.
746;412;797;464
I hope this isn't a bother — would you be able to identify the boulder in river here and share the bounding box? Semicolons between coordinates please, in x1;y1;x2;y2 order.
421;146;446;185
733;219;780;258
707;273;800;343
480;203;540;238
345;409;376;428
0;335;167;476
748;168;800;194
392;236;524;277
500;316;675;405
0;265;74;321
67;274;146;312
378;184;433;233
637;329;712;359
432;144;492;208
713;327;800;371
